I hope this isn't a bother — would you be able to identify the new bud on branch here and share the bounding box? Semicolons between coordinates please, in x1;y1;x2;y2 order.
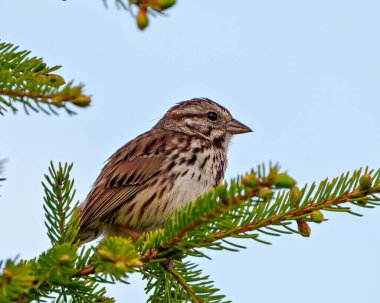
310;210;324;223
242;174;258;188
149;0;176;10
290;186;302;207
136;7;149;30
274;173;296;188
359;174;372;190
134;0;177;30
297;219;311;237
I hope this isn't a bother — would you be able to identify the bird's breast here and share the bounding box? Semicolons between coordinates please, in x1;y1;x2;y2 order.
112;139;228;232
156;143;227;218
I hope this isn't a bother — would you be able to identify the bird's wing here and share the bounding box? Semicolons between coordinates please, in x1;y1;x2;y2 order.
79;131;170;230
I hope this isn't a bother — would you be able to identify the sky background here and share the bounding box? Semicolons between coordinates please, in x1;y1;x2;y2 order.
1;0;380;302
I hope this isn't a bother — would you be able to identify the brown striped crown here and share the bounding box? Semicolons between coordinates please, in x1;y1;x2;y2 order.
153;98;235;144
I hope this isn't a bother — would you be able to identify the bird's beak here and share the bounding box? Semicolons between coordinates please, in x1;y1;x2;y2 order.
227;118;253;134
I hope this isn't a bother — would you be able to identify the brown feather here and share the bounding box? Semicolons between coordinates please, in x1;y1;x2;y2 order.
78;131;168;234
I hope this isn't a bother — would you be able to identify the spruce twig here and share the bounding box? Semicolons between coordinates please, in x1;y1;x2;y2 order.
0;42;91;115
1;163;379;302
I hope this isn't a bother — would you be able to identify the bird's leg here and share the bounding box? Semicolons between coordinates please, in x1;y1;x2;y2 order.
118;230;165;265
144;247;159;259
115;225;141;240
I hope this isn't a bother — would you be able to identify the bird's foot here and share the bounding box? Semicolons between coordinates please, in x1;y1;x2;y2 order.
144;248;159;259
115;225;141;240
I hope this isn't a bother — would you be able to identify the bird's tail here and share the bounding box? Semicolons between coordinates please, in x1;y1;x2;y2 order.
75;228;98;246
74;206;99;246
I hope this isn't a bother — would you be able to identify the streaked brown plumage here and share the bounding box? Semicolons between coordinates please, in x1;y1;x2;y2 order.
76;98;252;244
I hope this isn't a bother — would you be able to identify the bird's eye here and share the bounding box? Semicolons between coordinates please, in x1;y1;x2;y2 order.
207;111;218;121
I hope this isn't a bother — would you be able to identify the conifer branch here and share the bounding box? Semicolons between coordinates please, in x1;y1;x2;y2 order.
103;0;177;30
43;162;80;246
1;163;379;302
0;42;91;115
0;259;34;302
164;262;202;303
151;166;380;254
140;259;228;303
182;184;380;250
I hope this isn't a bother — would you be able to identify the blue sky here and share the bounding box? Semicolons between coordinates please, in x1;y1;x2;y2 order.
1;1;379;302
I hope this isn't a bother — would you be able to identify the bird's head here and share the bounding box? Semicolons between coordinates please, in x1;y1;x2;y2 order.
154;98;252;147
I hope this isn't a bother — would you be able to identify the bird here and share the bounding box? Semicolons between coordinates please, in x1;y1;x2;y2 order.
76;98;252;244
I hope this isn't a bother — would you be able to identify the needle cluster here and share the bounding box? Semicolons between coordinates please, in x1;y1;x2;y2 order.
0;162;379;302
0;42;90;115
